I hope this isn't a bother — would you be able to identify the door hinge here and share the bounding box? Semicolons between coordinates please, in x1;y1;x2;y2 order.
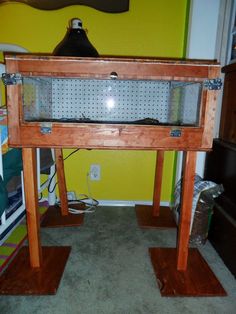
1;73;22;85
170;128;182;137
204;78;222;90
40;122;52;134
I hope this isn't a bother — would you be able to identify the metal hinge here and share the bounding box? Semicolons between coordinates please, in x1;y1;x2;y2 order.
40;122;52;134
204;78;222;90
170;129;182;137
1;73;22;85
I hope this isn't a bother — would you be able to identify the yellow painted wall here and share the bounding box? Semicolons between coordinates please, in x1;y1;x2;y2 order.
0;0;188;202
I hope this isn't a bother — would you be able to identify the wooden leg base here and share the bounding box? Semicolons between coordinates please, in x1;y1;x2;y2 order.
135;205;176;229
41;205;84;228
0;246;71;295
149;248;227;297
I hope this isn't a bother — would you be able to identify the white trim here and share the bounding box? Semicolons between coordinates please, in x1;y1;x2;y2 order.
215;0;234;66
47;149;56;205
0;63;5;107
214;0;235;138
95;200;171;207
0;43;28;52
0;204;25;245
175;151;183;184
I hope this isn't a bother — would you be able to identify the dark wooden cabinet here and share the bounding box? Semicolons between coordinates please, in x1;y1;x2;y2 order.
205;140;236;277
220;63;236;144
205;62;236;277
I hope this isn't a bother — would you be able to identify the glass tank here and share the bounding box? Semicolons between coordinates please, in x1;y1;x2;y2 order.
22;77;202;126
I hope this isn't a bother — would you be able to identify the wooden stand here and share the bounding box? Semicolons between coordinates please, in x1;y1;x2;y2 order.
2;55;225;296
41;148;84;228
135;151;176;229
149;152;227;296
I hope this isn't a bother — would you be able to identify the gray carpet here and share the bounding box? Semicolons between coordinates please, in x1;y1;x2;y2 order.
0;206;235;314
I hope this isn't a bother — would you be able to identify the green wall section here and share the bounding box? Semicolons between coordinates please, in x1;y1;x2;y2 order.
0;0;188;202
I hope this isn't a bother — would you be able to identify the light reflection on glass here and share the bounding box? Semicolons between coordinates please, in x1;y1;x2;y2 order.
105;96;115;110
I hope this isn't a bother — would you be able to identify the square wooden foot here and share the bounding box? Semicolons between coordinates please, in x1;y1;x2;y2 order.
135;205;176;229
41;204;84;228
0;246;71;295
149;247;227;297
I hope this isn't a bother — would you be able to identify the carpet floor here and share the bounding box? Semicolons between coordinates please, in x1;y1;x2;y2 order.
0;206;235;314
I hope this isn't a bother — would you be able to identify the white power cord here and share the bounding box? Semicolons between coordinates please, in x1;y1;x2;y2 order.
68;196;98;214
64;172;99;215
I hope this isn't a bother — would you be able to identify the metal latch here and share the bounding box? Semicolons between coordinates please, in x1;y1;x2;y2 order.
170;129;182;137
204;78;222;90
40;122;52;134
2;73;22;85
110;72;118;79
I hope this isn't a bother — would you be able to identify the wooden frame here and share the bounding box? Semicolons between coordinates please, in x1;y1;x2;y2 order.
1;55;226;296
5;55;219;150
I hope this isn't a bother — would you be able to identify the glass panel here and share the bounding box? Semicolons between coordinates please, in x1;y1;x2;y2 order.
22;77;202;126
168;81;202;126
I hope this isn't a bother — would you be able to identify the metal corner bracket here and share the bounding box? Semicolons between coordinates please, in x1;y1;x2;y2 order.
1;73;22;85
204;78;222;90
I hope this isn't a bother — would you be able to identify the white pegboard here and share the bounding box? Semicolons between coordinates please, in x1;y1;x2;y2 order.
51;79;170;123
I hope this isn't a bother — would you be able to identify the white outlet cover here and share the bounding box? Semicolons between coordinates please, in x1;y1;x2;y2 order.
67;191;76;200
90;164;101;181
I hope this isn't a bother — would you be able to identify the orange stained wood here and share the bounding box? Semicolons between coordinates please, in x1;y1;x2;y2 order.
55;148;69;216
0;247;71;295
10;124;205;150
22;148;42;268
5;55;220;81
177;151;197;271
149;248;227;296
152;151;165;216
201;66;221;148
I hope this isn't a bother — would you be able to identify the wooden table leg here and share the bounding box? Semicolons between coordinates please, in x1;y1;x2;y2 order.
153;150;164;217
177;151;196;271
135;150;176;229
41;148;84;228
22;147;42;268
55;148;69;216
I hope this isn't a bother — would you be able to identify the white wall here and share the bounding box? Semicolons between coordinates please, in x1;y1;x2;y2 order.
186;0;221;60
176;0;221;182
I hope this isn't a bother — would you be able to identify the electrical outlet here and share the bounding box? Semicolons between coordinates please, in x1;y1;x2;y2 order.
90;164;101;181
67;191;76;201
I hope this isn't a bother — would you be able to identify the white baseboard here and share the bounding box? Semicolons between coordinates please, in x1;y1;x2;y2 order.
55;195;172;208
96;200;171;207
